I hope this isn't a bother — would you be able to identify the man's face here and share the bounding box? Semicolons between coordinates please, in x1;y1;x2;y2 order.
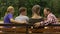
44;9;48;16
22;10;27;16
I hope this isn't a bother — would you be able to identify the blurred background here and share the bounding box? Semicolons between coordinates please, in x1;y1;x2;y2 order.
0;0;60;21
0;0;60;34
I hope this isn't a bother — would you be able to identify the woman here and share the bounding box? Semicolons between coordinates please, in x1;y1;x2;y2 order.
29;5;44;28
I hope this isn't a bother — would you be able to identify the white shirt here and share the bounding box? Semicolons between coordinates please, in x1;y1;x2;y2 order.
15;15;29;23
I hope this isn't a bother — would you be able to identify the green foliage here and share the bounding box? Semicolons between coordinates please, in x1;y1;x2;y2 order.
0;0;60;20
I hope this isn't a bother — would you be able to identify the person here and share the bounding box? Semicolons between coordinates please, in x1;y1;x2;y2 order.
4;6;26;28
34;8;58;27
15;7;29;24
29;5;44;28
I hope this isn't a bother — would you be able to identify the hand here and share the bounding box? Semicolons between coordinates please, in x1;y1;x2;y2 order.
34;22;41;28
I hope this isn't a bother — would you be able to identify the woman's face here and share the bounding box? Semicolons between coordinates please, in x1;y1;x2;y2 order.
9;8;14;14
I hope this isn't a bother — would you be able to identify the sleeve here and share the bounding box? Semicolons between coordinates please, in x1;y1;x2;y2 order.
15;17;17;21
26;17;29;21
15;17;20;21
44;15;53;25
8;14;13;19
41;18;44;21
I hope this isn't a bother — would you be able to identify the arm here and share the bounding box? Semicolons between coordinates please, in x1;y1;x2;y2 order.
44;15;53;25
10;18;22;23
8;14;26;24
15;17;27;24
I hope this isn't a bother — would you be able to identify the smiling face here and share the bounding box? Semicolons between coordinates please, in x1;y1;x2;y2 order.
7;6;14;14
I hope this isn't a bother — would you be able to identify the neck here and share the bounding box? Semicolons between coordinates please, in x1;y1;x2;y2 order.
33;13;39;16
32;13;41;18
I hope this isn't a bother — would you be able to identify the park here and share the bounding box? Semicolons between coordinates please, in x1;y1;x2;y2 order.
0;0;60;34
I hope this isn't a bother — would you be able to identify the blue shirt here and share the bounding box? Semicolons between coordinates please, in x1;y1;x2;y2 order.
4;13;13;24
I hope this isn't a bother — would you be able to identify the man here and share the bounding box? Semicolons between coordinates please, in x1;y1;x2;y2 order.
34;8;58;27
15;7;29;24
43;8;58;25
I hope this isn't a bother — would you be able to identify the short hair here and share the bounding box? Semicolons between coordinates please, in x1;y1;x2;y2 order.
19;7;27;13
7;6;14;12
32;5;41;15
44;8;52;12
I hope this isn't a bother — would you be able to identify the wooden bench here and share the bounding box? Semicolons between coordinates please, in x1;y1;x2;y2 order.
0;26;60;33
0;24;60;34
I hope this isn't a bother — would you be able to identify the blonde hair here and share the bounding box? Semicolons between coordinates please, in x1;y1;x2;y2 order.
5;6;14;15
7;6;14;12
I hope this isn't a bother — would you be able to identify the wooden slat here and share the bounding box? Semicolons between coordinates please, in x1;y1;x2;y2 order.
0;25;60;33
0;26;60;33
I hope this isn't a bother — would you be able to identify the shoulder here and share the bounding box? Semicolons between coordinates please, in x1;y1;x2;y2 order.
30;17;43;20
23;16;29;19
31;16;42;19
40;16;43;19
48;13;56;17
7;13;13;17
8;13;12;15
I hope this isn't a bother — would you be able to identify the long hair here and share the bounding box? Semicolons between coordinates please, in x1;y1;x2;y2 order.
32;5;41;15
5;6;14;15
